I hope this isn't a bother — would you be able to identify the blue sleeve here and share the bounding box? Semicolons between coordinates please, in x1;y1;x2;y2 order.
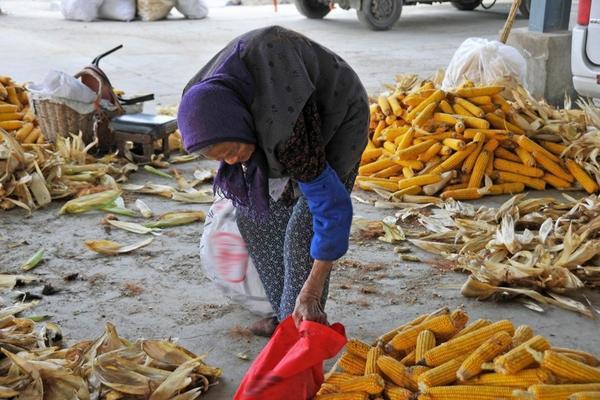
298;164;353;261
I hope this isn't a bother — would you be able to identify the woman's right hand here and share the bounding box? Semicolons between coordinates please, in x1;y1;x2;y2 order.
292;290;328;328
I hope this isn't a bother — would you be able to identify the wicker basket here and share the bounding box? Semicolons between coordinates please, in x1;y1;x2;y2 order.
31;68;124;148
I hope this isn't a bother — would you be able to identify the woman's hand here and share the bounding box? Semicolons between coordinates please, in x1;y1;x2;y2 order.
292;260;333;328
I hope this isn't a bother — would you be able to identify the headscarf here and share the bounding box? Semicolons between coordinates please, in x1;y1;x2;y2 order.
178;43;270;218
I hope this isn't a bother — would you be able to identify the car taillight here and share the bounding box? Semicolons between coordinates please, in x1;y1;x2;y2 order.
578;0;592;25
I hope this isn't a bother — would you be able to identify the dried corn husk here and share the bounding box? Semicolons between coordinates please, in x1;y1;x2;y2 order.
85;237;154;256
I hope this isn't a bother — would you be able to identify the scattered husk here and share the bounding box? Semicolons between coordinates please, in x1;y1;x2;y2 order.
144;211;205;229
84;237;154;256
19;248;44;271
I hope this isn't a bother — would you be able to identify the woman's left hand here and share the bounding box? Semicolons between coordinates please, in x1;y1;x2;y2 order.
293;290;328;327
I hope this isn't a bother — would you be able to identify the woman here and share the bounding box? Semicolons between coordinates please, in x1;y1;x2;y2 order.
178;26;369;337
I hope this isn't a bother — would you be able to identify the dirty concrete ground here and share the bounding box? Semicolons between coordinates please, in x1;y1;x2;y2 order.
1;1;598;399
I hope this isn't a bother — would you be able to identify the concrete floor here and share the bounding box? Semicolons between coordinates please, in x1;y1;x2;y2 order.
1;1;598;399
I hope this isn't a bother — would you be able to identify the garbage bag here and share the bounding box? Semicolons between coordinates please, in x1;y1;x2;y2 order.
98;0;136;21
137;0;175;21
442;37;527;90
199;196;273;316
175;0;208;19
60;0;103;21
234;317;347;400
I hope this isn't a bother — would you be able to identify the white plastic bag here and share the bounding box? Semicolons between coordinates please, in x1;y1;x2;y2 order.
28;70;98;114
200;196;273;316
98;0;136;21
137;0;175;21
442;38;527;90
175;0;208;19
60;0;103;21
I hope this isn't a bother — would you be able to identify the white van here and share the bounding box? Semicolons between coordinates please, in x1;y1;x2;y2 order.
572;0;600;101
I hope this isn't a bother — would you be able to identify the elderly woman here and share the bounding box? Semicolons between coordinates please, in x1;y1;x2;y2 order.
178;26;368;337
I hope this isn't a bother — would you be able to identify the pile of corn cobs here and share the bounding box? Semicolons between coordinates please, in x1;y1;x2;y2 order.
317;308;600;400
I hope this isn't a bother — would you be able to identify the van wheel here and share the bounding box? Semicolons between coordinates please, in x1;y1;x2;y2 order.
295;0;330;19
450;0;482;11
357;0;402;30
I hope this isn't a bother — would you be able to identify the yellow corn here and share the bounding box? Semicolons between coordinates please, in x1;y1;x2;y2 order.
440;188;482;201
431;142;477;174
516;135;560;163
401;349;417;366
0;104;18;113
340;352;368;375
365;345;384;375
511;325;534;348
495;171;546;191
359;159;397;175
439;100;454;114
378;314;430;344
540;350;600;383
540;140;567;156
460;369;553;389
315;392;369;400
515;147;536;167
565;160;599;194
317;383;340;395
452;320;492;339
531;151;574;182
485;113;524;135
6;86;22;109
569;392;600;400
439;145;454;157
522;384;600;400
356;178;399;192
442;138;466;151
326;372;355;386
433;113;460;126
22;127;40;144
416;330;436;364
551;348;600;367
493;158;544;178
338;374;385;395
419;142;443;163
0;120;24;131
461;115;490;130
409;366;432;381
0;112;23;122
383;141;398;153
413;102;438;127
542;173;571;189
398;174;441;190
388;314;457;352
455;98;485;118
492;94;511;113
385;385;414;400
361;148;383;164
371;164;403;179
494;335;550;375
455;86;504;98
424;320;514;367
346;339;371;359
402;167;415;179
377;355;418;391
388;95;404;117
378;96;392;116
468;96;493;105
417;358;464;390
495;147;521;163
385;126;409;142
457;331;512;381
467;150;490;188
406;90;445;122
420;385;514;400
461;136;484;175
453;103;475;118
397;140;437;161
372;120;387;146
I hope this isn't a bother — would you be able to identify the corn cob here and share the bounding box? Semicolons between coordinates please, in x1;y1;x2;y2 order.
373;164;404;179
384;385;414;400
433;113;460;126
495;171;546;191
357;178;399;192
418;358;463;390
384;141;398;153
365;345;384;375
457;331;512;381
468;150;490;188
511;326;534;348
326;372;356;386
515;145;537;166
397;140;437;160
340;352;368;375
416;331;436;364
23;128;40;144
540;140;567;156
409;365;432;381
460;369;553;389
397;128;416;150
439;100;454;114
398;174;441;190
542;173;571;189
440;187;482;200
419;143;444;162
421;385;514;399
492;94;511;113
361;148;383;164
461;134;485;174
406;90;445;122
359;159;397;176
401;349;417;366
519;384;600;400
550;348;600;367
455;86;504;98
378;314;430;344
413;103;438;127
6;87;22;110
378;96;392;116
432;142;477;174
494;335;550;375
485;113;524;135
486;182;525;195
388;95;404;117
516;135;560;163
346;339;371;359
442;138;466;151
468;96;493;105
539;350;600;383
453;103;476;118
439;145;453;156
565;160;599;194
338;374;385;395
485;150;494;178
0;112;23;122
531;151;574;182
569;392;600;400
461;115;490;129
494;147;521;163
451;319;492;339
315;392;369;400
0;120;24;131
0;104;18;113
377;355;418;391
317;383;340;395
424;320;514;367
388;314;456;352
455;98;485;117
493;158;544;178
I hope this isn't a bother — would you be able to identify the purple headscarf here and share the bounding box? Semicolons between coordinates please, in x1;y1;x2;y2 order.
178;43;270;218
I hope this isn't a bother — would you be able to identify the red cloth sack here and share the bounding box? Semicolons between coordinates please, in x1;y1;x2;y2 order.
234;317;347;400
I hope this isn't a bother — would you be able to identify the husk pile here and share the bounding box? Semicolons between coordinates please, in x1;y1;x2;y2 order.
400;193;600;317
0;311;221;399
